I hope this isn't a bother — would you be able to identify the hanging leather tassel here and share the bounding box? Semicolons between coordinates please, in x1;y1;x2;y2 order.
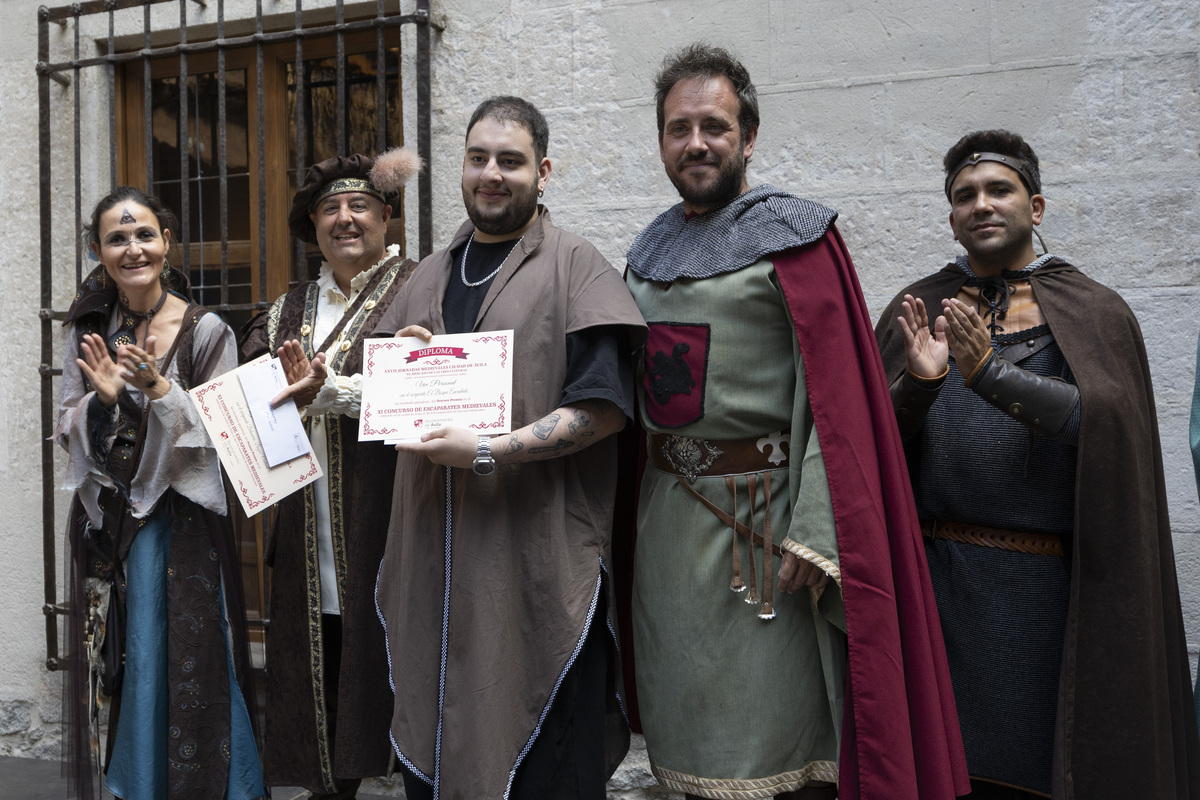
758;471;776;620
744;474;760;605
726;475;745;592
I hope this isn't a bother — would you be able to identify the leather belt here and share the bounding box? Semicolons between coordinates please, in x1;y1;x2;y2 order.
675;477;783;558
921;520;1065;557
648;430;790;483
648;431;793;620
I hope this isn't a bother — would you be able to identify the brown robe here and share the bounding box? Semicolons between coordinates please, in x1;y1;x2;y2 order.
239;254;417;792
372;208;646;800
876;258;1200;800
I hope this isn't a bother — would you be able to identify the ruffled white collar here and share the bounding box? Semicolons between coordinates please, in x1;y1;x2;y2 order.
317;243;400;304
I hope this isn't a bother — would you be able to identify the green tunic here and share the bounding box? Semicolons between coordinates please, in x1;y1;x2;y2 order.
629;258;847;798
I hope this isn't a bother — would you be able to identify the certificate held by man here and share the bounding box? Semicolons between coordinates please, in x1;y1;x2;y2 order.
359;330;514;441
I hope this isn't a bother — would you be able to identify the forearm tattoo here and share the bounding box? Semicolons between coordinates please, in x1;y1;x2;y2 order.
529;438;575;455
567;407;593;435
532;414;560;440
498;400;619;464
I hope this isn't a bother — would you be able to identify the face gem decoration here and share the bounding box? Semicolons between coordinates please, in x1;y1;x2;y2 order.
119;207;137;225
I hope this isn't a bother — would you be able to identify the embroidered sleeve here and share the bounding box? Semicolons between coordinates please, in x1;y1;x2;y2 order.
132;315;237;518
306;366;363;419
54;326;115;526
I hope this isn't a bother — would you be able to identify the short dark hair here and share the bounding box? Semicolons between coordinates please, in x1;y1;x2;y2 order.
466;96;550;163
943;130;1042;197
654;43;760;137
84;185;180;248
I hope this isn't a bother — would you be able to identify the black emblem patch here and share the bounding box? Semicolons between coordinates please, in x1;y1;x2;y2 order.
642;322;710;429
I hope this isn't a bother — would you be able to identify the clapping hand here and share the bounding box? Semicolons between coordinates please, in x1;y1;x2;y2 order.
270;339;329;409
896;295;949;379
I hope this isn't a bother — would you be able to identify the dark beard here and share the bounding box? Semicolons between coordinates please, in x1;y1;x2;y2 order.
668;152;746;212
463;180;539;237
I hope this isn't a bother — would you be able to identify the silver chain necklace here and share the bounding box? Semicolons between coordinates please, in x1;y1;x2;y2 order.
459;232;524;288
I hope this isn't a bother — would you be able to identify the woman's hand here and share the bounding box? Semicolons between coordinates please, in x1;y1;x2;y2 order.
118;336;171;401
76;333;125;407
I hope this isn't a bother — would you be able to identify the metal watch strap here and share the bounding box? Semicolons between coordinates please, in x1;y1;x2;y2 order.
472;436;495;475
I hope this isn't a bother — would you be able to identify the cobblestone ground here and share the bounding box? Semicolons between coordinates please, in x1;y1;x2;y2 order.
2;736;678;800
352;734;681;799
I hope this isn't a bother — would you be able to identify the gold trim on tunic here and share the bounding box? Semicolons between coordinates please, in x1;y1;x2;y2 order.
651;761;839;799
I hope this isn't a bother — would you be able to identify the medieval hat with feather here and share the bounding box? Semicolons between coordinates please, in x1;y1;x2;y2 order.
288;147;422;244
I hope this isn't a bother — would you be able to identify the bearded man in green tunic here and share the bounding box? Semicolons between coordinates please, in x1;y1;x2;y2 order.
626;44;968;800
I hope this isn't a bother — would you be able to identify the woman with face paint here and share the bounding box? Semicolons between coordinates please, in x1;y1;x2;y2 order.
55;186;264;800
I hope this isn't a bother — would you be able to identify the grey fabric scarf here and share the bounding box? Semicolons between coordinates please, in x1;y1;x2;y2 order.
626;184;837;282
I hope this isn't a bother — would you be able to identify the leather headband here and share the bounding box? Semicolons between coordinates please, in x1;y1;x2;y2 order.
944;151;1039;200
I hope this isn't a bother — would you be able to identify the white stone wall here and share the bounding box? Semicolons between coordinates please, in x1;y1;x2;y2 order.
2;0;1197;796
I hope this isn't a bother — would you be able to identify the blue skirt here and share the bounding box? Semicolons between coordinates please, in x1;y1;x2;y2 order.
105;507;264;800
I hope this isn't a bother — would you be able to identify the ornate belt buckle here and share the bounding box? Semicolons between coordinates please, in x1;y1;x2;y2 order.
660;435;723;484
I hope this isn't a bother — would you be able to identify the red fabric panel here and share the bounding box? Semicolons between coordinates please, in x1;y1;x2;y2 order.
641;322;711;429
772;228;969;800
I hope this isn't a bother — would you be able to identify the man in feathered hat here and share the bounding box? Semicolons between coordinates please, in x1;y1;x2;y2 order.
240;147;420;799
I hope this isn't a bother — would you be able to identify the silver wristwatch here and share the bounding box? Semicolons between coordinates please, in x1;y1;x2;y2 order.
472;436;496;476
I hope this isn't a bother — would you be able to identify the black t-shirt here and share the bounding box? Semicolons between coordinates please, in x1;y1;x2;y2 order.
441;237;515;335
442;235;635;421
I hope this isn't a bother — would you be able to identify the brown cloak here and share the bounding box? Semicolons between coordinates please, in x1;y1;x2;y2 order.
876;258;1200;800
372;208;646;800
239;254;417;791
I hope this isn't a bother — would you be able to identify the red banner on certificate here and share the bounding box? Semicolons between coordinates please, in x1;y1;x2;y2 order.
358;330;514;442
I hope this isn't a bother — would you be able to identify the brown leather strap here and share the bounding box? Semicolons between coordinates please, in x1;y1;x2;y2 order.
726;475;745;592
998;330;1056;364
745;474;759;603
649;430;791;481
921;520;1065;556
760;470;775;619
676;476;784;558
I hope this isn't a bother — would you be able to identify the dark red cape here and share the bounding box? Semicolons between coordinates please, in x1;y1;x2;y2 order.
776;229;969;800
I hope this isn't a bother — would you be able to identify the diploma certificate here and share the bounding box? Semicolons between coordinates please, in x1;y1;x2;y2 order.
359;330;514;441
189;354;323;516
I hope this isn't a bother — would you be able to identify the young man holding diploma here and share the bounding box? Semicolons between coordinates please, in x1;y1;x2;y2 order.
372;96;645;800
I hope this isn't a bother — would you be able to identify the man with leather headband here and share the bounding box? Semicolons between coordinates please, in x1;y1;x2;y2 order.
371;96;646;800
623;43;967;800
876;129;1200;799
239;148;420;799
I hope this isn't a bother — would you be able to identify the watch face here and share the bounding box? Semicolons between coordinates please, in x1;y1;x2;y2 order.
473;459;496;476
